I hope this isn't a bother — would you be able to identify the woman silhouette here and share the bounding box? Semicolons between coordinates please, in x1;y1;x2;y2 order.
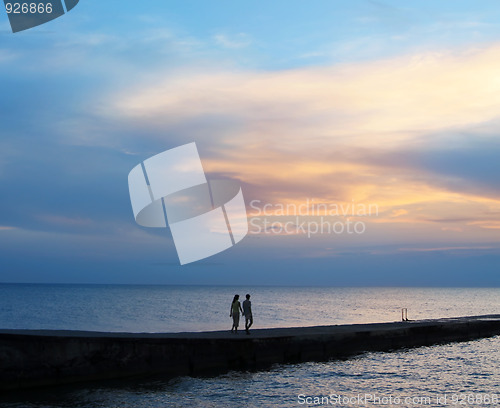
230;294;243;334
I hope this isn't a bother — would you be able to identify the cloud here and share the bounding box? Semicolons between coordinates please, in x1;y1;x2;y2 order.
398;246;497;253
214;33;252;49
10;41;496;238
92;43;500;249
391;209;408;218
468;221;500;230
4;38;500;261
0;49;17;64
108;43;500;150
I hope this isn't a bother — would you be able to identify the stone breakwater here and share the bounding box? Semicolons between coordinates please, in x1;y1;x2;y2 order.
1;315;500;390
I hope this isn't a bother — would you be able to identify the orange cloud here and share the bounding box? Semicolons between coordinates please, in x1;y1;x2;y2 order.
110;43;500;150
103;43;500;246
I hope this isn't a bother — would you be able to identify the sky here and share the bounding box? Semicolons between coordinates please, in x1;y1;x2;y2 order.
0;0;499;286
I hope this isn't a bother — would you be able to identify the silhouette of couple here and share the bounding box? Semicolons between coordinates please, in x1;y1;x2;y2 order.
230;294;252;335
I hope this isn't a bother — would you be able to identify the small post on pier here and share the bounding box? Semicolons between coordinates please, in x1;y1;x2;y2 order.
402;308;408;321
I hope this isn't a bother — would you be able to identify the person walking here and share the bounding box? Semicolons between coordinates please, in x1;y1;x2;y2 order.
230;294;243;334
242;294;253;335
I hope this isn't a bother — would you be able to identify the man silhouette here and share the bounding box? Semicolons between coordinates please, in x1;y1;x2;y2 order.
242;294;253;335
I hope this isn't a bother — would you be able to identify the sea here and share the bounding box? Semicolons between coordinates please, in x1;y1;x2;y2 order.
0;284;499;408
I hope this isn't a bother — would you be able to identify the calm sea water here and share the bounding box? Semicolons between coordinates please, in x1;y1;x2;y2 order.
1;284;499;407
0;284;499;332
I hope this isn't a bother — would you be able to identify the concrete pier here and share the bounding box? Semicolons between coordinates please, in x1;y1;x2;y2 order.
1;315;500;390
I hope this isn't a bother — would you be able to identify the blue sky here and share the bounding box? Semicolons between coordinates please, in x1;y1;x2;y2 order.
1;1;500;285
